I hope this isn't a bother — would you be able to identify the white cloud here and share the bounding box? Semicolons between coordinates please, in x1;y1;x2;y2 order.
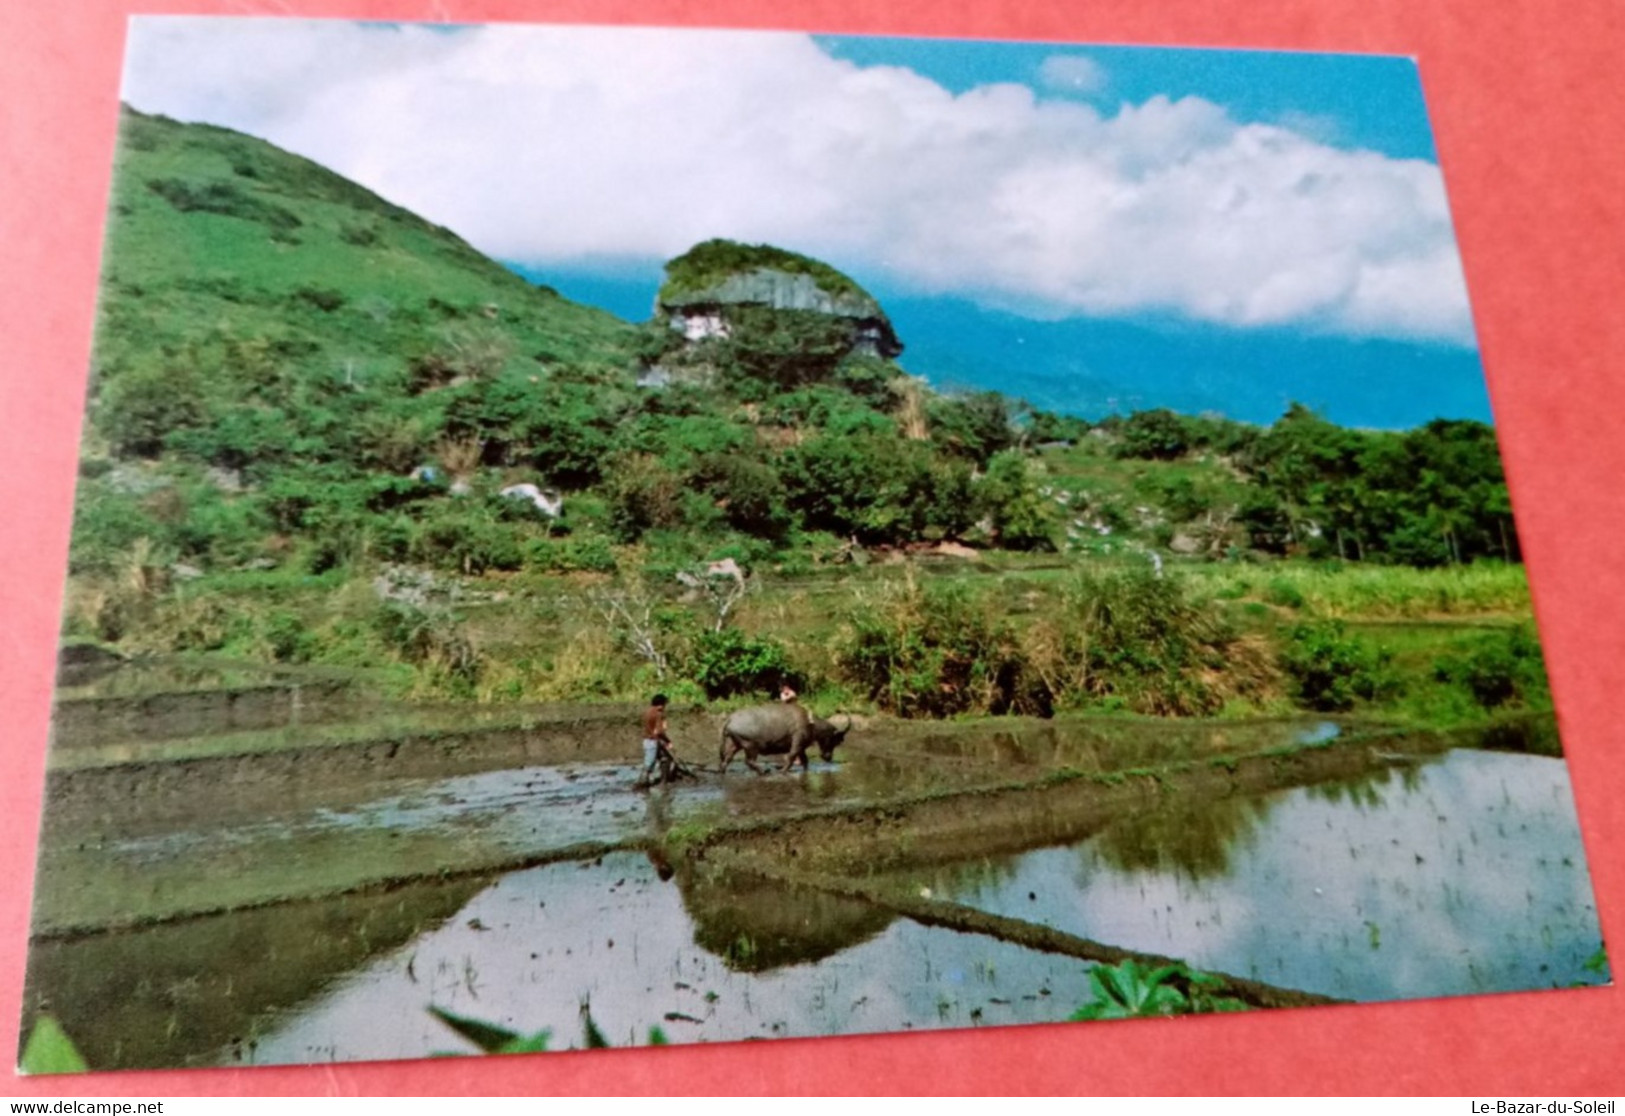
1037;53;1107;97
121;18;1475;345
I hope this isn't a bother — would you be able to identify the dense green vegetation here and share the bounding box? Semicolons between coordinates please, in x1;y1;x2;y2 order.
1096;404;1518;565
657;238;872;304
64;107;1550;730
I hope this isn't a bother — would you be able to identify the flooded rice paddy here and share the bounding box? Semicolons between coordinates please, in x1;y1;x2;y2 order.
249;852;1099;1063
884;749;1603;1002
20;664;1610;1070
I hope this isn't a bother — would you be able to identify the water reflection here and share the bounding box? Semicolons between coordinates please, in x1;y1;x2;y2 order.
25;711;1600;1069
1090;793;1267;879
1473;716;1562;757
677;867;894;972
244;852;1097;1066
928;749;1607;1002
21;874;487;1071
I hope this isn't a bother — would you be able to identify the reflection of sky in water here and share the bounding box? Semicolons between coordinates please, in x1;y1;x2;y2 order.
1297;721;1341;745
248;851;1095;1064
926;750;1606;1001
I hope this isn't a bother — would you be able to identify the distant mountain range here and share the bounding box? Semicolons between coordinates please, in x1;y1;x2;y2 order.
520;267;1494;430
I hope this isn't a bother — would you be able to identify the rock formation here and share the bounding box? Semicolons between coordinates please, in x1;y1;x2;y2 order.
654;239;903;361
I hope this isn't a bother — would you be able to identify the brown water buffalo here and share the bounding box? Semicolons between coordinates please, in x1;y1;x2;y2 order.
719;705;851;773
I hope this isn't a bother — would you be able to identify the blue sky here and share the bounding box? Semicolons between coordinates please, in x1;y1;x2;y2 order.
120;20;1488;426
815;37;1439;160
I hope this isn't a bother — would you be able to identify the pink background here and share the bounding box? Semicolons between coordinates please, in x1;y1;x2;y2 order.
3;0;1622;1096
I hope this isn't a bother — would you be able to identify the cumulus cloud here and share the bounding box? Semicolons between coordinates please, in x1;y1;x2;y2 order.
121;18;1474;345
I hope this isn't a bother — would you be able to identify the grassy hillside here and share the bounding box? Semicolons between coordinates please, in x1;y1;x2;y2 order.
95;107;636;379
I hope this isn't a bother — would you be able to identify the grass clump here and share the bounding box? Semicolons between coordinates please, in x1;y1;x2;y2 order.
838;573;1039;718
1027;569;1275;716
145;176;303;239
373;601;484;695
1194;562;1530;619
837;568;1271;719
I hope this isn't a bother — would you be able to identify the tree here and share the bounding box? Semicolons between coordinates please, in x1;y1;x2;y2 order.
928;391;1016;463
978;451;1055;551
1112;409;1196;461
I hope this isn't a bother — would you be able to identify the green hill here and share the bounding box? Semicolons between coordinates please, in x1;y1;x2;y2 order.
70;109;1519;601
95;107;636;382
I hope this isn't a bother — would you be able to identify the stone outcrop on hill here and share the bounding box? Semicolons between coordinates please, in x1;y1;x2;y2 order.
654;240;903;360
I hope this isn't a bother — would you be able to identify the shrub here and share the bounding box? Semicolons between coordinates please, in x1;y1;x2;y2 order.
1432;625;1549;710
1139;473;1215;524
978;451;1055;551
713;305;864;392
96;360;209;457
69;485;169;575
928;391;1015;464
292;285;346;313
304;520;368;574
354;410;437;474
339;222;381;247
144;177;302;236
264;609;316;662
1280;621;1397;711
525;533;618;574
169;405;298;471
1030;569;1255;715
367;514;417;562
442;376;618;486
1265;576;1306;610
172;488;270;567
690;453;791;540
783;434;961;545
374;602;482;691
605;453;689;541
685;627;794;699
1111;409;1196;461
160;596;232;653
258;471;367;533
831;355;897;406
411;508;524;574
838;576;1041;718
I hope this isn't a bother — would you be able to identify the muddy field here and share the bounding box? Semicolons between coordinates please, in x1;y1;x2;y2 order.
20;660;1609;1070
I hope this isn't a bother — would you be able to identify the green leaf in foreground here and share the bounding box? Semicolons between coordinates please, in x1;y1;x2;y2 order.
429;1004;675;1054
20;1016;89;1075
429;1005;550;1055
1070;959;1189;1020
1069;959;1249;1021
579;999;610;1049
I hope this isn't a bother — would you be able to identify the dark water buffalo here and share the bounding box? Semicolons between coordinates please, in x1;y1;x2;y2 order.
720;705;852;773
809;713;853;760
